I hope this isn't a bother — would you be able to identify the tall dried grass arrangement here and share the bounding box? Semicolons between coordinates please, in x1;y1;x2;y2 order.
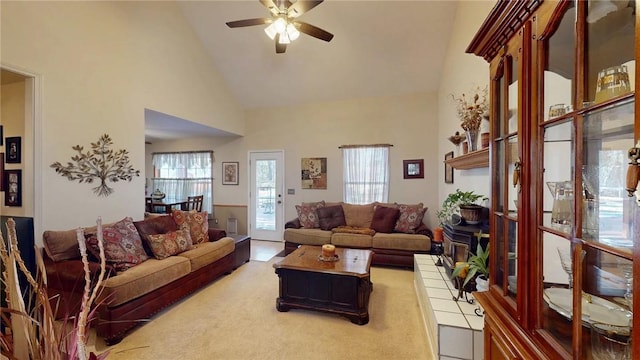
0;217;109;360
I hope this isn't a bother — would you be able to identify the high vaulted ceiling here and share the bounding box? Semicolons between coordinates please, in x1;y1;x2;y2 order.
146;0;458;141
178;0;457;110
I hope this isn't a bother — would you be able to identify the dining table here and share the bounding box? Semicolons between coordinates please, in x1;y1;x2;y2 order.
146;197;188;214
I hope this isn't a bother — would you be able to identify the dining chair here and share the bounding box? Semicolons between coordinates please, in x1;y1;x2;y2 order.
187;195;204;212
145;197;153;213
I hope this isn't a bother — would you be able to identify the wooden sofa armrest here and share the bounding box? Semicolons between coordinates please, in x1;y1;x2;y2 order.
285;218;301;229
44;254;115;292
208;228;227;241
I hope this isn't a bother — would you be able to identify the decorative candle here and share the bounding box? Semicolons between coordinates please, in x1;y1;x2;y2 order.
322;244;335;258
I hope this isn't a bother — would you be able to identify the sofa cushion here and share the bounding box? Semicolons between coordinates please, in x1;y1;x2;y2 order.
176;237;234;272
172;210;209;244
342;203;375;228
374;202;398;209
43;229;82;262
85;217;149;271
370;206;400;233
134;215;179;240
43;220;116;262
316;205;347;230
372;232;431;251
98;256;191;307
283;228;332;246
331;233;373;248
146;229;194;260
295;201;325;228
394;203;427;234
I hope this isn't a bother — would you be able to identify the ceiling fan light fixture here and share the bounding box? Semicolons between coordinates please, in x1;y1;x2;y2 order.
278;32;291;44
264;23;278;40
286;23;300;41
273;17;287;33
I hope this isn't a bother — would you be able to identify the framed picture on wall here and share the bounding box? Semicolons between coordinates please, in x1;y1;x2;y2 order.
222;162;239;185
444;151;454;184
0;126;3;146
403;159;424;179
5;169;22;206
6;137;21;164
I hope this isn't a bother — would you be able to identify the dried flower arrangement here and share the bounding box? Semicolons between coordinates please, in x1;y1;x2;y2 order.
50;134;140;197
0;218;109;360
451;85;489;131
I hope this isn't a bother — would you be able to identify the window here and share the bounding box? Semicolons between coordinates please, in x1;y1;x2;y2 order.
342;145;390;204
152;151;213;214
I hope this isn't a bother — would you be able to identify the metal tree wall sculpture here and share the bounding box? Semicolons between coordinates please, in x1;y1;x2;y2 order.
51;134;140;197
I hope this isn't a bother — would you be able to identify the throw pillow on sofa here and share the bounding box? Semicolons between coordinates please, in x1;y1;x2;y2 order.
146;229;194;259
316;205;346;230
394;203;427;234
295;201;325;228
85;217;149;271
371;206;400;233
172;210;209;244
342;203;375;228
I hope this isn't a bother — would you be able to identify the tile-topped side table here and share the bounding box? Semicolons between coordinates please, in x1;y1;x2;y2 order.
414;254;484;360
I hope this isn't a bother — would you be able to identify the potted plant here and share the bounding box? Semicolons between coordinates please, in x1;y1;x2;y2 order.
451;238;490;292
438;189;487;225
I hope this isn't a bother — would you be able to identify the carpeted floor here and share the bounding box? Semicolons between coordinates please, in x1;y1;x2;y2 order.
90;257;430;360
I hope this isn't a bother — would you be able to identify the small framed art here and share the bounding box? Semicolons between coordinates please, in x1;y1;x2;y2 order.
6;137;21;164
5;169;22;206
444;151;454;184
222;162;239;185
403;159;424;179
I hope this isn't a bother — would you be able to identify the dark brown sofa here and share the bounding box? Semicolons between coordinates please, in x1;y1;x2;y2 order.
284;201;434;268
43;216;232;345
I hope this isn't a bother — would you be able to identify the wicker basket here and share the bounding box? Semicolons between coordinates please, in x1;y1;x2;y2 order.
459;205;483;224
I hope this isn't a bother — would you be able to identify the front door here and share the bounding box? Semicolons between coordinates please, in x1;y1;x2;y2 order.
249;151;284;241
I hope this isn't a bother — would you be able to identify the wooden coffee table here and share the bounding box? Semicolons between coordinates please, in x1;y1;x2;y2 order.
273;245;373;325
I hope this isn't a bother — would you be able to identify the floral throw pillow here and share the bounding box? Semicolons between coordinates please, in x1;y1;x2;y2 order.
394;203;427;234
295;201;325;228
146;229;194;260
172;210;209;244
85;217;149;271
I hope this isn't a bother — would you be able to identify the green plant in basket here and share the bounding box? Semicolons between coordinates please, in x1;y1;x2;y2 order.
437;189;487;226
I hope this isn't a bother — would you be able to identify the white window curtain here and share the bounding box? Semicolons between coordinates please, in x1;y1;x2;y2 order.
151;151;213;215
342;146;390;204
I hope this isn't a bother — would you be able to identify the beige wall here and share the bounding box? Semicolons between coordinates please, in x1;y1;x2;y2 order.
146;92;440;229
1;79;33;218
2;0;497;243
1;1;243;242
244;93;441;226
437;1;496;208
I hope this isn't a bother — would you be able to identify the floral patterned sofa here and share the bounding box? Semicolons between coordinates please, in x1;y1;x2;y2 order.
42;211;233;345
284;201;433;268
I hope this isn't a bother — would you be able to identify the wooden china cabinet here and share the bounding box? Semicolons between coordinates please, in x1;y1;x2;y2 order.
467;1;638;359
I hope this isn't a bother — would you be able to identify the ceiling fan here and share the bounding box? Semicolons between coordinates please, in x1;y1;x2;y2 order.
226;0;334;54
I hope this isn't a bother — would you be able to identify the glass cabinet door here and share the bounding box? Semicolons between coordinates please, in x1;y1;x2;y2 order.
536;1;635;358
491;31;523;308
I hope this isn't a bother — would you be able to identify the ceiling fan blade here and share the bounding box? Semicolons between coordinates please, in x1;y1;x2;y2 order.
287;0;323;18
259;0;280;15
275;34;287;53
226;18;271;28
296;21;334;42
